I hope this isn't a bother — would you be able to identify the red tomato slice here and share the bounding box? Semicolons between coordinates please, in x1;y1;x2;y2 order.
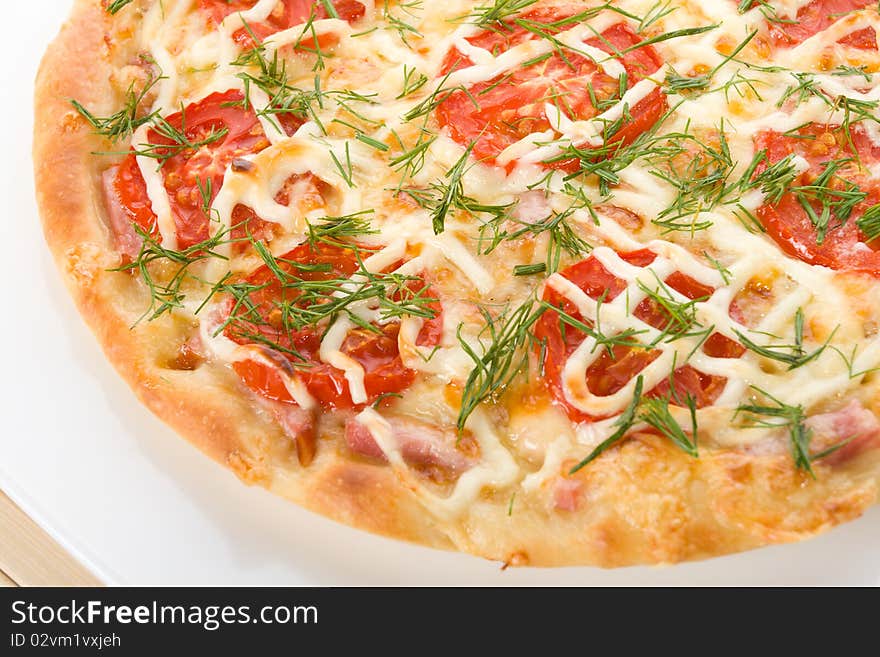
754;124;880;275
761;0;875;48
109;153;161;243
110;90;304;250
536;250;739;422
837;26;878;49
232;352;300;404
226;242;444;409
154;91;271;248
200;0;365;46
436;8;666;169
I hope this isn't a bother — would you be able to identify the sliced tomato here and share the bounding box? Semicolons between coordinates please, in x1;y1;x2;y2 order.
232;352;300;404
649;365;729;407
226;242;443;409
109;154;160;242
754;124;880;275
155;91;272;247
536;250;739;422
200;0;366;46
837;26;878;49
435;8;666;169
757;0;876;48
110;90;300;249
637;270;745;359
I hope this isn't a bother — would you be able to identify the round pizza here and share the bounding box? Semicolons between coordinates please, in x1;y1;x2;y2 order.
35;0;880;567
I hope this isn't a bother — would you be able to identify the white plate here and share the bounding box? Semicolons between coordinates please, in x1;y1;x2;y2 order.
2;2;878;586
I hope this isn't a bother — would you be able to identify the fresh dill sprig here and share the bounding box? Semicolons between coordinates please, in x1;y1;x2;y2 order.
513;263;547;276
389;131;437;181
383;0;424;47
832;64;872;82
397;65;429;99
130;113;229;166
647;126;736;231
402;74;475;124
540;300;649;356
548;101;678;196
748;153;800;204
734;308;834;370
639;393;699;457
856;203;880;241
275;270;439;332
318;0;340;19
637;275;705;344
480;203;592;273
735;387;815;475
570;376;644;473
664;30;757;95
106;0;135;14
233;42;321;128
71;74;162;143
468;0;539;29
830;343;880;379
207;231;439;354
570;374;700;473
329;141;356;188
790;159;866;244
307;211;378;249
233;42;378;136
399;143;510;234
456;298;547;430
114;225;234;324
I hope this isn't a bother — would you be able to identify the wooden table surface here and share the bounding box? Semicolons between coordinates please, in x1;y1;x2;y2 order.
0;490;102;587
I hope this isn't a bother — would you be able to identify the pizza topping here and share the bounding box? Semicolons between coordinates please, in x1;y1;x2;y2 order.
200;0;367;47
837;25;878;50
754;123;880;274
273;403;318;466
72;72;161;145
436;6;670;170
536;247;735;423
86;0;880;495
101;91;274;251
105;0;136;16
805;399;880;465
222;240;444;410
168;337;206;372
748;0;877;49
345;414;475;480
736;388;830;476
552;477;583;512
102;165;151;259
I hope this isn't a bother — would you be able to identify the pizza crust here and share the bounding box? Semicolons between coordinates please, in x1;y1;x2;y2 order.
33;0;880;568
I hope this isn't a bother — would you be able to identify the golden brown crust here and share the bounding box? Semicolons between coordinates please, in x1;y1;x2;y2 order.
34;0;880;568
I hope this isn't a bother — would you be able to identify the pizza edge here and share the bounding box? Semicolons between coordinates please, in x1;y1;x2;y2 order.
31;0;880;568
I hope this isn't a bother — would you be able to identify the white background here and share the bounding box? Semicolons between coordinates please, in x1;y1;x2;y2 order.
1;1;878;585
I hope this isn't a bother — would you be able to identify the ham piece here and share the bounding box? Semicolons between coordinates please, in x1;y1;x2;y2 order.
806;400;880;466
553;478;583;512
345;415;473;474
102;166;143;259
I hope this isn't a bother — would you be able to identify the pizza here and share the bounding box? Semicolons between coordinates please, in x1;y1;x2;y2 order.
34;0;880;567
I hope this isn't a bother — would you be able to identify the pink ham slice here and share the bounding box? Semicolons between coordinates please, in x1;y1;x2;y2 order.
553;478;582;512
513;190;552;226
273;403;317;466
345;416;474;475
807;400;880;466
102;166;143;259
